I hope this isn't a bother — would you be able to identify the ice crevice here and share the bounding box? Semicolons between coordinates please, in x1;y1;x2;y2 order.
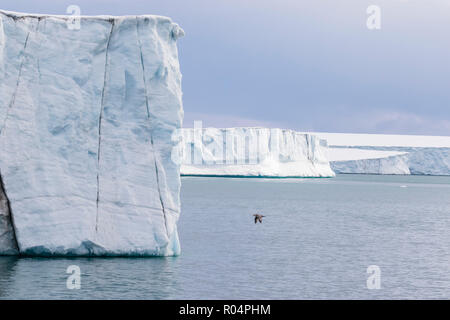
95;20;115;233
0;31;30;135
136;18;169;239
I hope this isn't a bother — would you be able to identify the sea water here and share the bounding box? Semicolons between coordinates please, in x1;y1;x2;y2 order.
1;175;449;299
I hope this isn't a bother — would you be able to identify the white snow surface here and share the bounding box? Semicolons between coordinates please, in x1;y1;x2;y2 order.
312;132;450;148
0;10;184;256
328;148;407;162
177;128;335;177
312;133;450;176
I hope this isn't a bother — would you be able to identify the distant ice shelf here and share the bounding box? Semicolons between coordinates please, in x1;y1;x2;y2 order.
177;127;335;178
0;10;184;256
312;133;450;176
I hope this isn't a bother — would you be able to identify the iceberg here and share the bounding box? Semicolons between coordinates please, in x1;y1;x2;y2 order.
0;10;184;256
313;133;450;176
176;127;335;177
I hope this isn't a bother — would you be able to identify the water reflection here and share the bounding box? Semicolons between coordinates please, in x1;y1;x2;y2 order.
0;256;181;299
0;256;19;297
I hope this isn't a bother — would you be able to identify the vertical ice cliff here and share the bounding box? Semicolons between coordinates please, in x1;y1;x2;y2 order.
330;148;450;175
0;10;184;256
331;153;411;175
0;174;18;255
176;127;335;177
314;133;450;176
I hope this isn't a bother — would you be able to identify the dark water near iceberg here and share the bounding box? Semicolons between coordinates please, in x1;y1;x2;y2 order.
1;174;450;299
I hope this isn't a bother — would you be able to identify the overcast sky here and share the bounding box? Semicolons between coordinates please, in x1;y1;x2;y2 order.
2;0;450;135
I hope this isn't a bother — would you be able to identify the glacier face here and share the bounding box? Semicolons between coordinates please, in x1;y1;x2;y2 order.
176;127;335;177
330;147;450;176
331;152;411;175
313;133;450;176
0;176;18;255
0;11;184;256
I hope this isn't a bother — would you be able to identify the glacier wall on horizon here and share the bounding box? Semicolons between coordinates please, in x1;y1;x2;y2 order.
0;10;184;256
330;147;450;176
176;127;335;177
313;133;450;176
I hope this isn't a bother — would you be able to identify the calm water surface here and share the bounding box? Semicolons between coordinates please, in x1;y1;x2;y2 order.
1;174;449;299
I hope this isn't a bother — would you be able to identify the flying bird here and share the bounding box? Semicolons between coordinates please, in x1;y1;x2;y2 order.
253;214;265;224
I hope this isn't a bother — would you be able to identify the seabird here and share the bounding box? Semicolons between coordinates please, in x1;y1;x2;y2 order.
253;214;265;224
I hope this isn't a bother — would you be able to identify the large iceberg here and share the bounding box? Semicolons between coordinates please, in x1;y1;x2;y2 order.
0;10;184;256
176;127;335;177
313;133;450;176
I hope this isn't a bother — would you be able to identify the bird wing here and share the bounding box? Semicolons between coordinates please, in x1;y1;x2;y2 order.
254;216;258;223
